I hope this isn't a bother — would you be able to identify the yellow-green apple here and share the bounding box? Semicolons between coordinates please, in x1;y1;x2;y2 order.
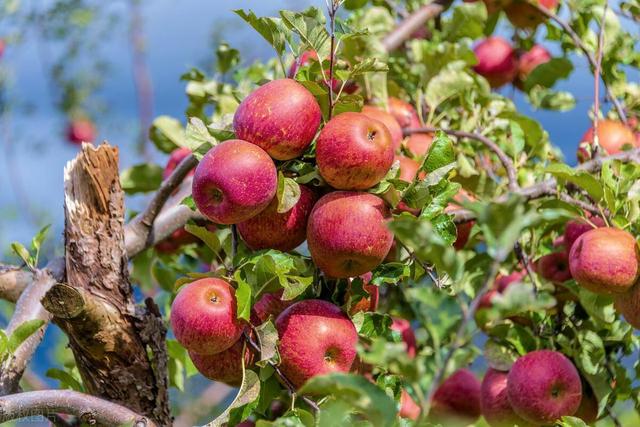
66;118;96;145
516;44;551;88
430;369;482;427
506;0;559;29
388;97;421;129
307;192;394;278
192;139;277;224
399;389;421;420
233;79;321;160
275;299;358;388
578;120;638;162
473;37;518;88
507;350;582;425
391;317;417;358
481;368;536;427
536;251;572;284
237;184;316;252
170;278;245;354
316;112;394;190
189;338;254;387
362;105;404;150
404;133;434;159
564;216;606;255
569;227;640;294
251;289;293;325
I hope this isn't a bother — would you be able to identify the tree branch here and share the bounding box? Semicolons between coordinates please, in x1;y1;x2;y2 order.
405;127;519;191
533;3;627;124
382;0;452;52
0;266;32;303
0;390;156;426
592;2;608;154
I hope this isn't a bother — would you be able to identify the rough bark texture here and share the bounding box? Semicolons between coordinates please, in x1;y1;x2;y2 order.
41;143;170;425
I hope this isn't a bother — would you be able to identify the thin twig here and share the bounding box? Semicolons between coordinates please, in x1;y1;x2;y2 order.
230;224;239;274
592;2;608;159
381;0;452;52
405;127;519;191
420;261;500;419
243;330;320;412
533;3;627;124
327;0;338;119
397;241;441;288
514;241;537;296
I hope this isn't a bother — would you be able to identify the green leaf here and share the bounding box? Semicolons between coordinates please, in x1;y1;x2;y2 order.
484;340;518;371
545;163;604;201
524;58;574;91
30;224;51;267
424;67;474;110
276;172;301;213
46;368;84;392
184;224;221;253
204;369;260;426
236;279;252;322
443;1;487;40
8;319;45;352
181;195;197;211
254;320;280;367
10;242;32;269
149;116;185;153
352;311;391;339
527;87;576;111
558;416;588;427
184;117;216;155
120;164;163;194
300;373;396;427
234;10;288;58
216;42;240;74
423;132;455;173
279;7;329;57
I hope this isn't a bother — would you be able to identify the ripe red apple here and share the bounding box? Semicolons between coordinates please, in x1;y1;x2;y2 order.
233;79;321;160
388;97;421;129
473;37;518;88
237;184;316;252
481;368;536;427
347;272;379;315
192;139;277;224
399;389;421;420
476;269;527;329
306;192;394;278
163;147;195;180
614;283;640;329
516;44;552;87
536;251;572;284
430;369;482;427
391;317;417;358
251;290;293;325
155;227;198;254
404;133;434;159
316;112;394;190
275;299;358;388
507;350;582;425
170;278;245;354
506;0;559;29
578;120;638;162
564;216;606;255
189;338;253;387
569;227;640;294
66;119;96;145
496;269;527;292
361;105;404;150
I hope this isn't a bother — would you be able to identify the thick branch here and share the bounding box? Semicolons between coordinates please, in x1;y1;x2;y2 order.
382;0;452;52
0;266;32;303
405;127;519;191
0;390;155;426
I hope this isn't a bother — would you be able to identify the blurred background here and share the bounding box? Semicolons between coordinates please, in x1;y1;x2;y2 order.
0;0;637;425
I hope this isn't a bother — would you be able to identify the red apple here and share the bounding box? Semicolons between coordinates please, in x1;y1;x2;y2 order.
404;133;434;159
517;44;552;86
237;184;316;252
170;278;245;354
495;269;527;292
481;368;536;427
506;0;559;29
388;97;421;129
430;369;482;427
361;105;404;150
391;317;417;358
564;216;606;255
163;147;194;180
536;251;572;284
233;79;321;160
399;389;421;420
569;227;640;294
155;227;198;254
192;139;277;224
307;192;394;278
614;282;640;329
507;350;582;425
276;299;358;388
473;37;518;88
348;272;379;315
251;290;293;325
189;338;253;387
574;383;599;424
66;119;96;145
445;189;476;250
316;112;394;190
578;120;638;162
476;269;527;328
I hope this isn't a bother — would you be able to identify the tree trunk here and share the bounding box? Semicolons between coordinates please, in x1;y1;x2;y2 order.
41;143;170;426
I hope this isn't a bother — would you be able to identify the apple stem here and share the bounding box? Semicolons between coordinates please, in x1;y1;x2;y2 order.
230;224;239;274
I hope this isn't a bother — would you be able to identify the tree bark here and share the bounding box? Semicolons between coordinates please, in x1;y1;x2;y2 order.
41;143;170;425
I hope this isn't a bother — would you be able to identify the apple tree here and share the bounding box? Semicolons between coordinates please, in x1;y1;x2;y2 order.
1;0;640;426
